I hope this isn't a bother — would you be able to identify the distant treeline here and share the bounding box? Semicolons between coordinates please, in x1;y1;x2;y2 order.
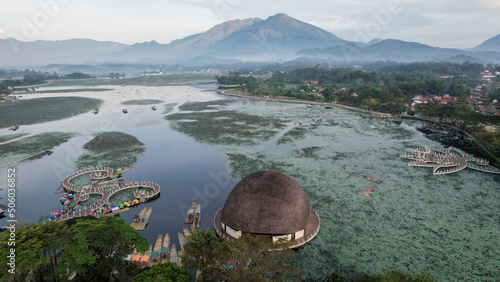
216;62;491;113
0;70;93;93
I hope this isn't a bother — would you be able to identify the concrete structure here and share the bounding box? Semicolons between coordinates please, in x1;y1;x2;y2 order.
214;171;320;248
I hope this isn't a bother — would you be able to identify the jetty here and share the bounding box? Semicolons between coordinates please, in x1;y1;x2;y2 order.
169;244;178;264
185;200;197;224
160;234;170;260
360;186;377;196
178;232;187;252
51;167;160;222
360;175;383;184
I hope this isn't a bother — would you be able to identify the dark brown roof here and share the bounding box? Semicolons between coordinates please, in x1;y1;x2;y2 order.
220;171;311;234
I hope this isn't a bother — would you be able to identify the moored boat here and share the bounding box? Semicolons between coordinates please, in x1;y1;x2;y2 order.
193;204;201;229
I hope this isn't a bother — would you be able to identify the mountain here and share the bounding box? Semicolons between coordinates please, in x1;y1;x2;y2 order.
298;39;500;63
473;34;500;52
204;13;346;55
114;13;348;61
0;38;129;66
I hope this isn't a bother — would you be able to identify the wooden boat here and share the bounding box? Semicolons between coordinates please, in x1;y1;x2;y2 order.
169;244;178;264
161;234;170;259
122;108;128;113
178;232;187;252
360;186;377;196
193;204;201;229
131;207;152;230
9;124;19;131
185;200;197;224
151;106;157;111
92;108;99;114
183;226;191;238
360;175;383;184
153;235;163;253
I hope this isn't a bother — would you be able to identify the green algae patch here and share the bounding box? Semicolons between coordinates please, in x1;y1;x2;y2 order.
166;110;286;146
0;133;30;144
122;99;164;105
76;131;145;170
277;126;310;145
179;100;233;112
227;153;292;179
213;99;500;281
163;103;178;114
0;96;103;129
0;132;74;166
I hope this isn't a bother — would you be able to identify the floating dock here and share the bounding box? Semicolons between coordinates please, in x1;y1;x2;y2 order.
185;200;197;224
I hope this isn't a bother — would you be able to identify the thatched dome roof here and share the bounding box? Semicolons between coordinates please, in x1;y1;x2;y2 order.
220;171;311;234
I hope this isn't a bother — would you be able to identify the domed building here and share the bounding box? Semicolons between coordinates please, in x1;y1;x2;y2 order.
214;171;320;248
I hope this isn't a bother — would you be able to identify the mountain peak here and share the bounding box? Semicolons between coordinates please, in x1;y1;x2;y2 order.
474;34;500;52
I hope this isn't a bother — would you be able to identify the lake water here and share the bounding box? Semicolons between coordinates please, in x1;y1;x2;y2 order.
0;84;499;281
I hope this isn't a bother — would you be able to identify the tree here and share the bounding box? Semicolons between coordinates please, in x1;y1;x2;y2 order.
0;221;72;282
134;262;191;282
56;216;149;281
180;229;230;281
227;235;300;282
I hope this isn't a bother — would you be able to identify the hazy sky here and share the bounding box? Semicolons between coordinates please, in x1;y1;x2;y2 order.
0;0;499;48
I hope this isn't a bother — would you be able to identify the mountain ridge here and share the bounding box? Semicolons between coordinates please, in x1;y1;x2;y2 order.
0;15;498;66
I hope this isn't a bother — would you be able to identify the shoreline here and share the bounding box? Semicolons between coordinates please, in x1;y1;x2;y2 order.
219;89;500;166
218;90;392;117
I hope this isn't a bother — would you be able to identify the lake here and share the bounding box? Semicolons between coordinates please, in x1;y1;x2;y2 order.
0;84;499;281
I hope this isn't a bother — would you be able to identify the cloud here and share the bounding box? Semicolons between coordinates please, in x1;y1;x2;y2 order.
0;28;5;39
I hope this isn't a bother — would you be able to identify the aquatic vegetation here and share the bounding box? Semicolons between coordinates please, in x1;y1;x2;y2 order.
179;99;233;112
0;96;103;129
32;88;113;94
163;103;178;114
227;153;292;179
76;131;145;170
0;133;30;143
277;126;310;145
122;99;164;105
179;99;499;281
166;110;286;146
0;132;74;166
